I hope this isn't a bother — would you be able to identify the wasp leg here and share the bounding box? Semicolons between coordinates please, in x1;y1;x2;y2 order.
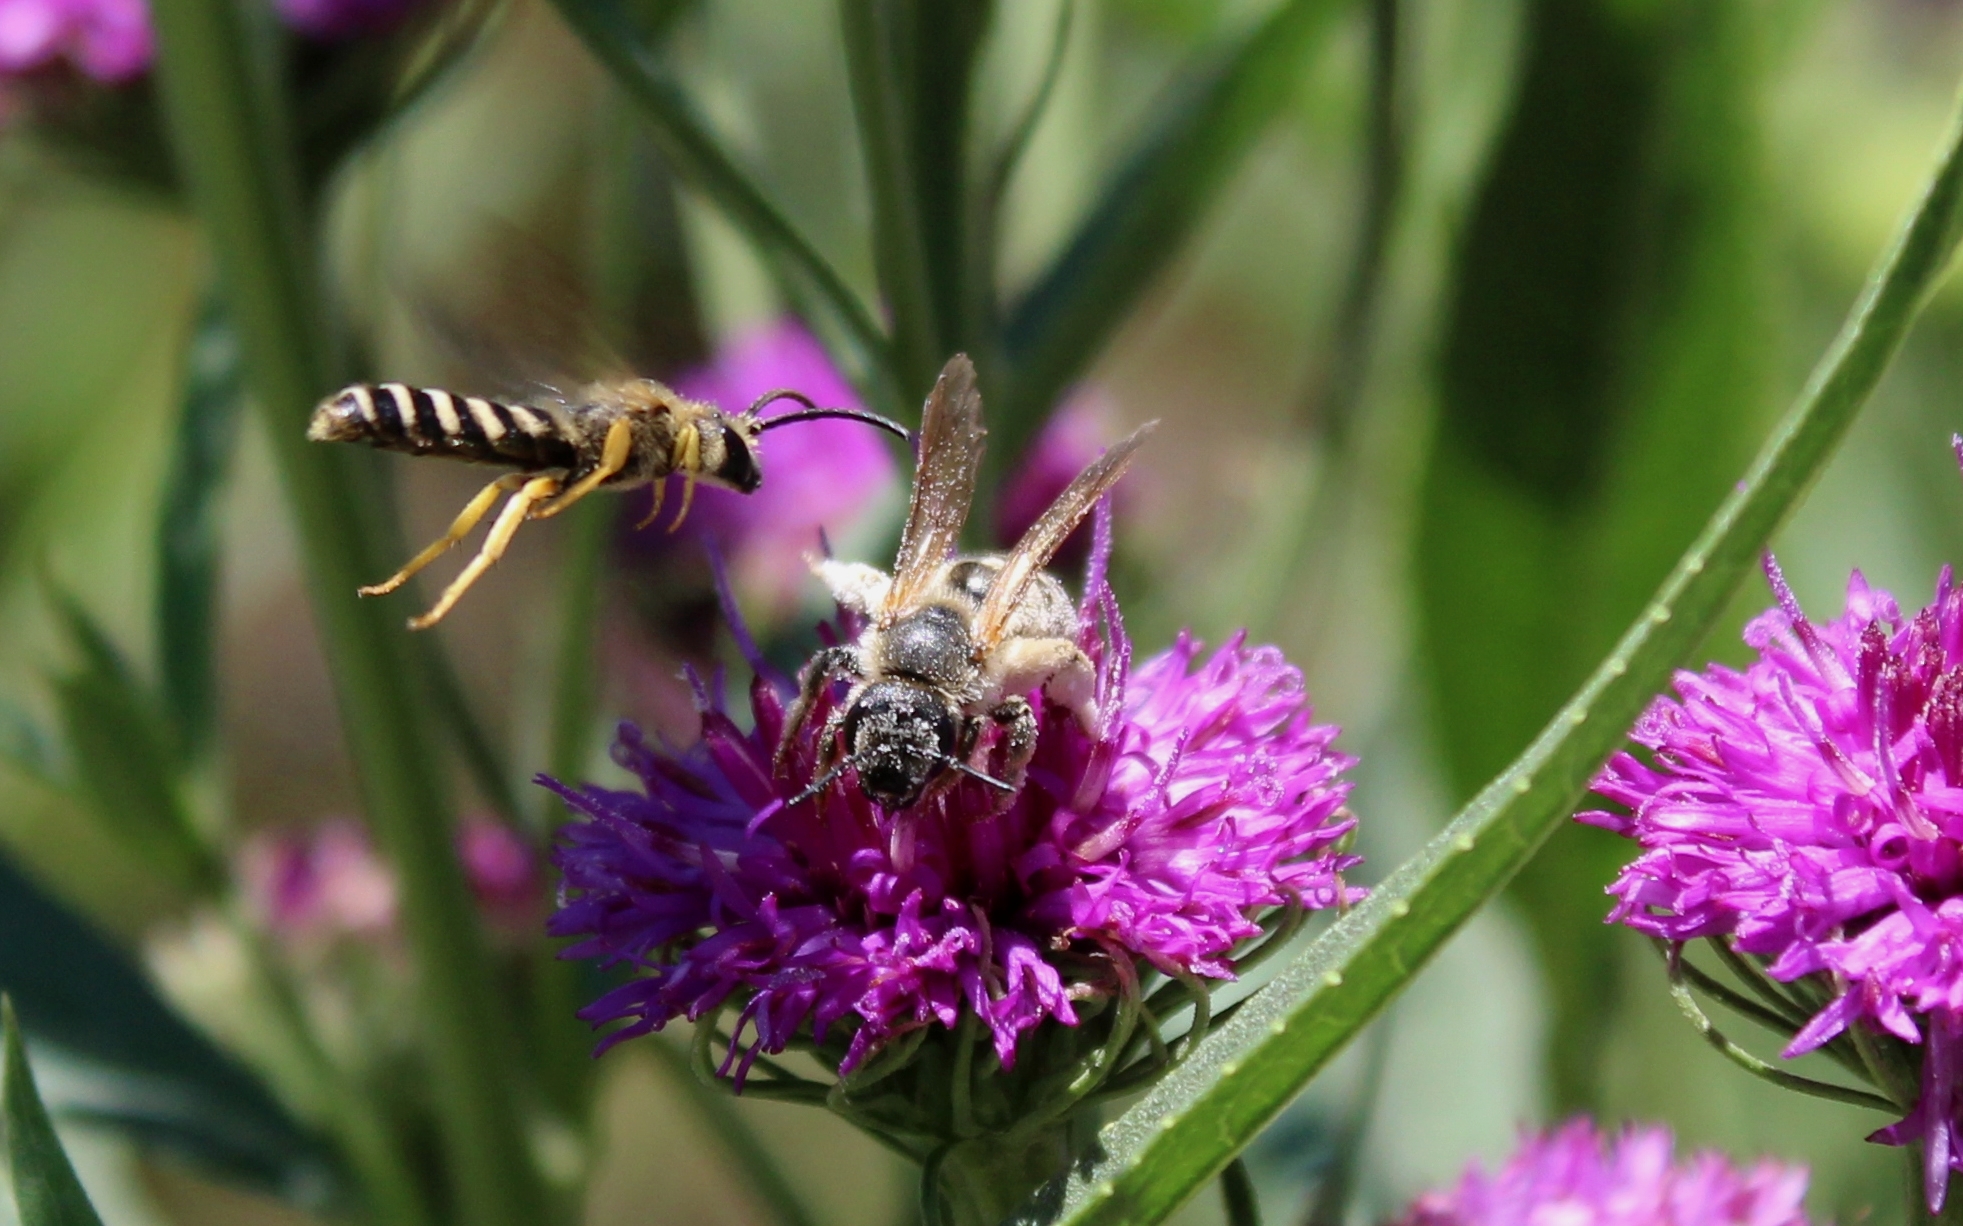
633;479;667;531
980;696;1038;810
776;645;860;776
359;472;528;598
406;475;561;630
534;418;632;519
665;425;702;533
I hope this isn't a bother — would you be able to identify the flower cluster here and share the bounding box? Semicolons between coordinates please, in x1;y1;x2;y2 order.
0;0;417;83
243;813;541;949
1392;1120;1813;1226
1583;556;1963;1208
548;518;1359;1080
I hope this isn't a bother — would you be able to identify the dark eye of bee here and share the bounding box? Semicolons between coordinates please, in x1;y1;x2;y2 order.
944;560;995;607
713;423;762;493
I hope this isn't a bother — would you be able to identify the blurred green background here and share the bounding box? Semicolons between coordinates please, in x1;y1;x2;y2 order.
4;0;1963;1222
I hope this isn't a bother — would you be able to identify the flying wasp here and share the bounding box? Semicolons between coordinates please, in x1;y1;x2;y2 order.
776;353;1154;812
308;377;909;630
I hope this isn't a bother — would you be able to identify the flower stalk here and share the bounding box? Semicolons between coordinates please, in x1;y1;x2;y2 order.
144;0;549;1221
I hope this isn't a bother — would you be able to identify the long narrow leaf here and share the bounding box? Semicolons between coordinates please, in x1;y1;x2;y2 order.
546;0;895;406
0;847;341;1206
997;0;1350;467
154;289;243;762
4;998;105;1226
1008;77;1963;1226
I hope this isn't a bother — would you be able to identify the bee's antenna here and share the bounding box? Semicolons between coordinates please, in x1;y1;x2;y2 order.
943;758;1014;793
788;759;852;808
748;389;912;443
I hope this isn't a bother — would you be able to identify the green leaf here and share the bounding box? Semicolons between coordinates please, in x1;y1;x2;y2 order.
4;997;106;1226
0;849;342;1208
1414;0;1770;1108
544;0;897;408
0;699;66;794
46;593;219;895
154;289;243;763
1007;63;1963;1226
996;0;1351;467
839;0;994;400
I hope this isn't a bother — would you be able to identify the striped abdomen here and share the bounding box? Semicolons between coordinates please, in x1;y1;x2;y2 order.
308;383;579;472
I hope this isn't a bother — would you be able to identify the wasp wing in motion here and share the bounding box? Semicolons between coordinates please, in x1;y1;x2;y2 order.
973;421;1156;652
881;354;986;624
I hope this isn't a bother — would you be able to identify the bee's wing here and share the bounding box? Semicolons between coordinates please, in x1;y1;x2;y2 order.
973;422;1155;652
881;355;986;622
398;221;635;402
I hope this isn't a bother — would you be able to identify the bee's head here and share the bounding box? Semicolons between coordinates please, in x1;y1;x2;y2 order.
841;681;959;810
695;415;763;494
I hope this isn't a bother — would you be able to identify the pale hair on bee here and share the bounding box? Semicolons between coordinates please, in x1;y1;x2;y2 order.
308;377;908;629
776;353;1154;813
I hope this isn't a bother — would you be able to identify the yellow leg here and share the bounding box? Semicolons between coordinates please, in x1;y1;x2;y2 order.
664;426;702;533
359;473;526;598
666;475;698;533
634;479;667;531
407;475;561;630
535;418;632;519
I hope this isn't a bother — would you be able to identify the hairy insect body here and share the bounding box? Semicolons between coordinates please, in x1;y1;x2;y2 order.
780;355;1153;813
308;380;762;493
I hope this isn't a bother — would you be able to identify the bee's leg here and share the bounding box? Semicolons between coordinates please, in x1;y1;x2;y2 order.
665;425;702;533
775;646;860;776
633;479;667;531
534;418;632;519
980;696;1038;809
407;475;561;630
986;639;1098;732
359;472;527;598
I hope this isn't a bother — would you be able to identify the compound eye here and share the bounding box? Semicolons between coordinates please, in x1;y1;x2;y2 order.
714;424;762;493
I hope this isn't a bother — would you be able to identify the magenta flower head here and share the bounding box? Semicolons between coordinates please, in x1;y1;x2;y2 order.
1391;1120;1813;1226
1582;545;1963;1210
0;0;147;82
547;507;1359;1157
621;318;900;612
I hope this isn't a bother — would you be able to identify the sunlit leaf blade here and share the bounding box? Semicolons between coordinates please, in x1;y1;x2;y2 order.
155;290;242;763
997;0;1350;465
46;594;219;894
4;998;105;1226
1008;75;1963;1226
544;0;896;407
1415;0;1769;1109
0;849;342;1207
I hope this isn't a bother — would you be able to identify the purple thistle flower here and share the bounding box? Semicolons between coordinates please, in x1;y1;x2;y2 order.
0;0;147;82
0;0;417;84
1391;1120;1813;1226
621;319;900;613
547;513;1359;1081
1581;553;1963;1210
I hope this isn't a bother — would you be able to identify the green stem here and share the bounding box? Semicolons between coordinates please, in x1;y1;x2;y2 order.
1220;1158;1261;1226
144;1;549;1222
643;1038;822;1226
220;901;432;1226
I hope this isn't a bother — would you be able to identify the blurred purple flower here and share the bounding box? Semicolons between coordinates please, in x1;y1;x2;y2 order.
623;319;899;611
1391;1120;1813;1226
244;813;541;947
996;389;1131;562
547;520;1359;1078
0;0;416;83
1582;555;1963;1210
0;0;148;82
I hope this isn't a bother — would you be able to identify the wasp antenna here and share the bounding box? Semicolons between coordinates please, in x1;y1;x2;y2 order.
757;405;913;443
944;758;1015;793
746;388;819;417
788;759;852;808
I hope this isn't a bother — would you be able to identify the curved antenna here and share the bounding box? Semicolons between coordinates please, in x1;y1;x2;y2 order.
942;757;1014;793
788;759;852;808
746;388;913;442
